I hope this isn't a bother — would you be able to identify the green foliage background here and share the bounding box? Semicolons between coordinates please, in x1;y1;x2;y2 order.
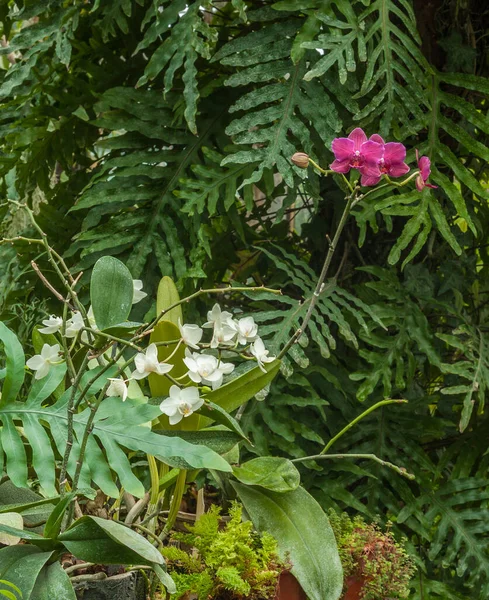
0;0;488;597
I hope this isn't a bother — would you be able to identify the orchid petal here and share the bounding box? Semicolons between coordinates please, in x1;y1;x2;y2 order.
35;363;51;380
169;412;183;425
331;137;354;161
388;162;410;177
348;128;367;151
383;142;406;164
418;156;431;180
330;159;351;174
360;141;383;165
361;173;382;187
369;134;384;144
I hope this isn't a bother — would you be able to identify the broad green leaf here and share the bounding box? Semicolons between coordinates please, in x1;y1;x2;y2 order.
60;515;164;565
31;561;77;600
155;429;238;469
90;256;134;331
0;547;53;598
233;457;300;492
233;483;343;600
0;323;25;408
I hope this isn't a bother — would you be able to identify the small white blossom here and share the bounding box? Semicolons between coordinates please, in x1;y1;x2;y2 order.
250;338;275;372
106;377;129;402
39;315;63;335
131;343;173;380
229;316;258;345
203;303;237;348
65;311;84;338
26;344;62;380
179;319;203;350
132;280;147;304
183;349;234;390
160;385;204;425
81;306;98;343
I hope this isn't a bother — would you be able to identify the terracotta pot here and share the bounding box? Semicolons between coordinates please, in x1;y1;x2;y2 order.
343;575;367;600
274;571;307;600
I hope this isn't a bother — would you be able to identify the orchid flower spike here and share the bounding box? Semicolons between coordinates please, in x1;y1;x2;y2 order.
106;377;129;402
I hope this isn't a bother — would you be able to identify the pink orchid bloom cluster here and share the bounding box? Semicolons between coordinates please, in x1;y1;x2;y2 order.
330;127;436;191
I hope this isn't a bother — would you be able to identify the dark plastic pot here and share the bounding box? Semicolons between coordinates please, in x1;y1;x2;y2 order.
73;571;146;600
275;571;307;600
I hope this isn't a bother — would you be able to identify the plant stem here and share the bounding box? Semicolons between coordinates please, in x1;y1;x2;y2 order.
320;399;407;454
160;469;187;538
291;453;415;479
144;286;281;333
279;192;355;359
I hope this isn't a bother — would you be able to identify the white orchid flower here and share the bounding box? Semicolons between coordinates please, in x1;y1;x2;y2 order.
39;315;63;335
131;343;173;380
132;280;147;304
178;319;203;350
106;377;129;402
229;316;258;345
203;303;237;348
65;311;84;338
183;348;234;390
26;344;62;380
81;306;98;343
250;338;275;372
160;385;204;425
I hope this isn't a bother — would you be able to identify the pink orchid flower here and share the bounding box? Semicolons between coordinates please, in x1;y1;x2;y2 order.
415;150;437;191
330;128;383;176
360;134;410;186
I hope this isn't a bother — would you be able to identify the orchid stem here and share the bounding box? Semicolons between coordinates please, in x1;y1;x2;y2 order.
320;399;407;455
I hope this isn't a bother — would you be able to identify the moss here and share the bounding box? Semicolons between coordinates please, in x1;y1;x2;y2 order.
328;510;415;600
162;503;286;599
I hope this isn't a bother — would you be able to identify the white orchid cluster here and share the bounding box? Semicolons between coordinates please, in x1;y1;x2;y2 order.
25;294;275;427
159;304;275;424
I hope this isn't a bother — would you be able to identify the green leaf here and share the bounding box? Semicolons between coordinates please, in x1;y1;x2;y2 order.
0;323;25;408
197;401;250;441
233;483;343;600
31;561;77;600
0;546;53;598
156;276;182;328
233;457;300;492
59;515;164;565
155;429;238;469
153;564;176;594
43;492;76;540
90;256;134;331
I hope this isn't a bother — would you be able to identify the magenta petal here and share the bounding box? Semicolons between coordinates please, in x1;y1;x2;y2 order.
348;128;367;152
416;174;424;192
361;173;381;187
330;159;351;174
418;156;431;180
384;142;406;165
426;183;438;189
360;140;383;165
388;162;410;177
332;137;354;161
369;134;385;145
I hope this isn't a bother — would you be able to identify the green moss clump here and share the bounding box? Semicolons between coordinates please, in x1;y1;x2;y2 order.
328;510;415;600
162;503;286;599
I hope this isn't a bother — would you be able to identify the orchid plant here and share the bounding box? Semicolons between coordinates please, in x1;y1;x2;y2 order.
0;137;424;597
